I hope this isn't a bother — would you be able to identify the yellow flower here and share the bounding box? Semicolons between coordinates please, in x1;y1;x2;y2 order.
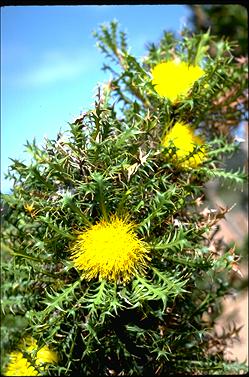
162;122;206;168
36;345;58;366
24;203;39;218
4;337;58;376
70;215;150;283
151;60;205;103
4;351;38;376
24;203;35;213
20;336;38;353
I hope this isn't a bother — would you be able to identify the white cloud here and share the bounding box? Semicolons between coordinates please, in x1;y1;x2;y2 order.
14;49;96;88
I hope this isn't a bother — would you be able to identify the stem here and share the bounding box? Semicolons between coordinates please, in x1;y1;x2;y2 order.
68;202;92;227
43;280;81;315
96;180;108;221
114;48;152;109
2;244;44;263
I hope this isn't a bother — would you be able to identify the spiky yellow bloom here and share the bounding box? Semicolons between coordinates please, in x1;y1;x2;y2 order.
70;216;150;283
4;351;38;376
24;203;35;212
20;336;38;353
24;203;39;218
151;60;205;103
162;122;206;168
36;345;58;366
20;336;58;365
4;337;58;376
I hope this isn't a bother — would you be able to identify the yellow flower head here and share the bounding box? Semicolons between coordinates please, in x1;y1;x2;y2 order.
4;337;58;376
20;336;58;365
20;336;38;353
70;215;150;283
24;203;35;213
151;60;205;103
36;345;58;366
4;351;38;376
24;203;39;218
162;121;206;168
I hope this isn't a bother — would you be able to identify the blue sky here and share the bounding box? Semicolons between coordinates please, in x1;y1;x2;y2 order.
1;5;191;193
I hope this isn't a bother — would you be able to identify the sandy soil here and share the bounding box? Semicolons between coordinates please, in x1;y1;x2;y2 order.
207;194;248;365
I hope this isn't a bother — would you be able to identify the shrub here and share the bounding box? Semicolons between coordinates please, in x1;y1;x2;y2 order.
1;21;248;375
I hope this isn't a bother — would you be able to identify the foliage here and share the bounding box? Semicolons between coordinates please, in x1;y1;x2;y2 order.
188;4;248;57
1;20;248;375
